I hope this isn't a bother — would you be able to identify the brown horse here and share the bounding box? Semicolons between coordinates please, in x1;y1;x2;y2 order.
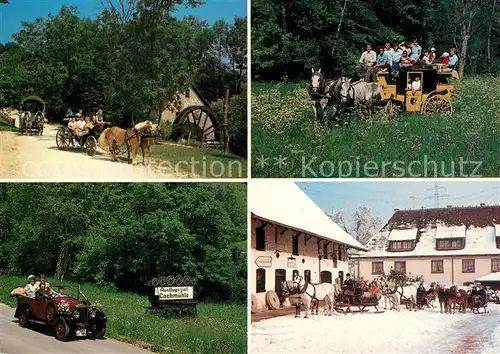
140;123;160;164
456;289;468;313
98;121;152;164
445;286;460;314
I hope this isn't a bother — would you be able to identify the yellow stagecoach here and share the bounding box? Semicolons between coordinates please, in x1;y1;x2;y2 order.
377;68;454;115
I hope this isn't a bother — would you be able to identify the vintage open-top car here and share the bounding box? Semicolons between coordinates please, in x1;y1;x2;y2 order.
13;284;107;341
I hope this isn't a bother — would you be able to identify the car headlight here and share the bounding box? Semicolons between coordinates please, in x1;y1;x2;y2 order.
90;311;96;318
73;311;80;319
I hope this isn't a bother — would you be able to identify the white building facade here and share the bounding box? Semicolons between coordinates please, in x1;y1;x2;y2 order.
250;181;367;310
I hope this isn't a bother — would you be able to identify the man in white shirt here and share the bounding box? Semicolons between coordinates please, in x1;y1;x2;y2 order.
359;44;376;81
384;42;394;66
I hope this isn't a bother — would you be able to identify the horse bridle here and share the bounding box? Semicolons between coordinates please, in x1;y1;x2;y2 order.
293;275;319;300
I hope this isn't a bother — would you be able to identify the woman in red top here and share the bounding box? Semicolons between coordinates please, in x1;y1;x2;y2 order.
428;48;436;63
440;52;450;65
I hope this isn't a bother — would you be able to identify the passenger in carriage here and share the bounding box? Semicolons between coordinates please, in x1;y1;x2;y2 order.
477;285;486;298
428;48;437;64
409;38;422;63
407;76;421;94
368;281;381;298
24;275;36;299
66;108;74;118
440;52;450;65
400;51;412;69
96;109;104;123
448;48;459;70
391;42;403;73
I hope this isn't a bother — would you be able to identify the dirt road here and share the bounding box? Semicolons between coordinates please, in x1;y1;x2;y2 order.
0;304;150;353
0;126;186;180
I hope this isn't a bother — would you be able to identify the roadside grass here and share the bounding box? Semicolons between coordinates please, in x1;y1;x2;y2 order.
0;276;247;354
150;143;247;178
251;76;500;177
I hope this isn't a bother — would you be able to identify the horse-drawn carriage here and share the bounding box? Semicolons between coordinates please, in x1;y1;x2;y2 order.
377;68;454;115
19;96;45;135
310;66;455;123
55;117;111;156
335;286;384;314
457;292;488;314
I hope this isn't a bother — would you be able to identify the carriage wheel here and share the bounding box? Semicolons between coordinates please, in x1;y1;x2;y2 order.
85;136;97;156
175;105;221;145
421;95;452;115
56;129;70;150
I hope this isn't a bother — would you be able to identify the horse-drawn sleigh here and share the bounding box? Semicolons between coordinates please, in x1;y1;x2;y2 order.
335;286;384;314
19;96;45;136
281;275;384;317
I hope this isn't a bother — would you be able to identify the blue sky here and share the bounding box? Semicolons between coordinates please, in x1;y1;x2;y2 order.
297;181;500;224
0;0;246;43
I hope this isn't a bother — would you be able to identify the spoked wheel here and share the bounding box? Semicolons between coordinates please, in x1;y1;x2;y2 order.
421;95;452;115
54;318;70;341
85;136;97;156
56;129;70;150
18;308;30;328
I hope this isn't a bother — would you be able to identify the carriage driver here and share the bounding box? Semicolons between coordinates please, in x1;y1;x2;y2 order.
342;273;355;303
359;44;377;82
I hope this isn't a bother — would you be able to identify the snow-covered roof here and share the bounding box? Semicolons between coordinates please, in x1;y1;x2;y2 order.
388;228;418;241
251;180;368;251
355;206;500;259
476;272;500;282
357;225;500;258
435;224;466;239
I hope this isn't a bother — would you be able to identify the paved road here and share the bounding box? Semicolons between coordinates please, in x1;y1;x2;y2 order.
0;304;150;353
0;125;185;180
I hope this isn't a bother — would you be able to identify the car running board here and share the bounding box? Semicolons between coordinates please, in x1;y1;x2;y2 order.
27;319;47;326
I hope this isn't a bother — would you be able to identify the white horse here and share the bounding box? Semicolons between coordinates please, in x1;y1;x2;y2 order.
395;282;418;311
20;111;33;135
339;77;380;105
309;68;341;123
292;275;339;318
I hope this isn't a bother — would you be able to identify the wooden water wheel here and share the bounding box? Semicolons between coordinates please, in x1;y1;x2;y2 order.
174;105;221;143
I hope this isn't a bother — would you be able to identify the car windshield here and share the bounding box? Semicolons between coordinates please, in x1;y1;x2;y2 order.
51;285;81;299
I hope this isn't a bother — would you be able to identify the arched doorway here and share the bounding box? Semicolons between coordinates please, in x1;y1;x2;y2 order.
304;270;311;284
275;269;286;305
320;270;332;283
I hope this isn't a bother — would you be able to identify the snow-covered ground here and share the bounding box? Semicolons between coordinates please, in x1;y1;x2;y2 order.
251;304;500;353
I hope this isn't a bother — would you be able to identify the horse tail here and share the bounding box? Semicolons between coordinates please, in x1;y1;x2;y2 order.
98;128;109;149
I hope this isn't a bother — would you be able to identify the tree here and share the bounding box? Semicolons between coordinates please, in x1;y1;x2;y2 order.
0;183;247;302
351;206;382;245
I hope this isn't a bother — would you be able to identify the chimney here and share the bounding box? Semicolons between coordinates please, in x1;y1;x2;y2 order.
447;205;452;208
394;208;400;212
480;203;485;206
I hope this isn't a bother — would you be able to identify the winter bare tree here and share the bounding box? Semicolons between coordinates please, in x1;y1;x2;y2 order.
328;210;349;233
351;206;382;245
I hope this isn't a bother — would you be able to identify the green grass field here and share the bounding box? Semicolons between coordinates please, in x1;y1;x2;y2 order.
0;276;246;354
252;76;500;178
